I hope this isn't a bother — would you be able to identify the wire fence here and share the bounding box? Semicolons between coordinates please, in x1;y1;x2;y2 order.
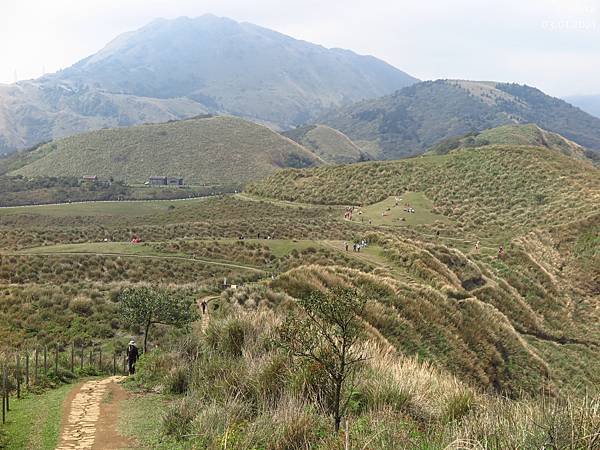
1;343;131;425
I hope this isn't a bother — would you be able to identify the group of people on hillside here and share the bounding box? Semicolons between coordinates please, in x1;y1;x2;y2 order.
345;239;368;252
238;232;275;240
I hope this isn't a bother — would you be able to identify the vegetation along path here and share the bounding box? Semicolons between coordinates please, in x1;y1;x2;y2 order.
56;376;132;450
6;250;267;273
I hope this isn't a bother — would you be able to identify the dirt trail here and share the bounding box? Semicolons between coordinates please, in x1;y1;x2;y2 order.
56;376;134;450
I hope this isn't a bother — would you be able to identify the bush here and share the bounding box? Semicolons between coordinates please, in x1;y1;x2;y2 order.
165;366;189;394
69;296;94;316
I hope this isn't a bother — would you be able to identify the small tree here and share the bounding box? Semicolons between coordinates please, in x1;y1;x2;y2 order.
276;286;368;432
119;286;198;352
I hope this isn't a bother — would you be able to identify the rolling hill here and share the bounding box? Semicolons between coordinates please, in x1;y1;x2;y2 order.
318;80;600;159
10;116;324;185
249;144;600;236
282;124;367;164
0;15;416;154
426;124;593;161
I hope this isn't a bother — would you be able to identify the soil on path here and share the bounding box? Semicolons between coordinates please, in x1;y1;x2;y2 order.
56;376;135;450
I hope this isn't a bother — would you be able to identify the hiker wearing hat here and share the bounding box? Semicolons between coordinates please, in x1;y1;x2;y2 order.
127;340;139;375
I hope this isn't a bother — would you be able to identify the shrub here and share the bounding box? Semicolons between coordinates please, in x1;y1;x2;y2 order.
69;296;94;316
165;365;189;394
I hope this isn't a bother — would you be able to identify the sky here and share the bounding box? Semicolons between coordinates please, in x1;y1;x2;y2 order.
0;0;598;97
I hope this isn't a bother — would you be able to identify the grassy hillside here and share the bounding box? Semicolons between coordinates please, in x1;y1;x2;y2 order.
427;124;593;161
283;124;367;163
318;80;600;158
11;116;323;185
124;307;598;449
2;131;599;448
248;145;600;237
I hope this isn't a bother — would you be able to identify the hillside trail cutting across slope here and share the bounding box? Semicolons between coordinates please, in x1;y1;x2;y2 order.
56;376;134;450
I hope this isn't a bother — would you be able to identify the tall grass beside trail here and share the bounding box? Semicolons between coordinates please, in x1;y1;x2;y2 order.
129;308;600;449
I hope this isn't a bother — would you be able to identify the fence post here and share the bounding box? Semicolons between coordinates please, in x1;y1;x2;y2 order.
43;346;48;377
122;353;127;376
89;348;93;371
25;351;29;387
345;418;350;450
15;354;20;399
98;347;102;373
80;345;84;371
71;342;75;374
34;348;39;383
54;345;59;376
113;353;116;376
2;364;6;424
3;362;8;412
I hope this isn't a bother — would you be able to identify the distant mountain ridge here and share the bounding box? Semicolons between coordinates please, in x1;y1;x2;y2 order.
318;80;600;159
0;15;417;154
564;94;600;119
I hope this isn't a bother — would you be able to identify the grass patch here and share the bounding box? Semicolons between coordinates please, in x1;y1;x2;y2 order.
0;197;209;218
357;193;448;227
118;391;188;450
0;382;74;450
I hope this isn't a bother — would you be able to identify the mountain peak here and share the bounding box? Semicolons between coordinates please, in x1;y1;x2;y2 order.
0;16;416;153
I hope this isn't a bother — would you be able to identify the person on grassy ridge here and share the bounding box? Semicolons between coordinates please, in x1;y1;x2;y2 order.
127;340;139;375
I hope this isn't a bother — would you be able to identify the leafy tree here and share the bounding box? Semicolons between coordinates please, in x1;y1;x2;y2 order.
276;286;368;432
119;286;198;352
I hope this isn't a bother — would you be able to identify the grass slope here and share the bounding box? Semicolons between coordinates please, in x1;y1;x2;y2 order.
248;145;600;237
318;80;600;158
11;116;323;185
0;383;74;449
282;124;366;164
427;124;591;161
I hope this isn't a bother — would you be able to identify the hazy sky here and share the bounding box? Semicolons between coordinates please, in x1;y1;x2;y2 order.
1;0;598;97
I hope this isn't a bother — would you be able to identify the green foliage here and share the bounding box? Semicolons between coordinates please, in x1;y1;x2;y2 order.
276;287;368;431
119;286;198;351
125;309;600;449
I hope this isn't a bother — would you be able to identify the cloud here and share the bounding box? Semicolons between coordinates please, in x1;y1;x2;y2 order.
0;0;598;95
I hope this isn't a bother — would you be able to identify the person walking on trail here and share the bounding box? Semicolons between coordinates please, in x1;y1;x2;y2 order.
345;242;349;252
127;340;139;375
201;300;208;315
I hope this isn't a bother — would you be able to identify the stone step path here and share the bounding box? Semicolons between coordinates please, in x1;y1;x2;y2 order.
56;376;126;450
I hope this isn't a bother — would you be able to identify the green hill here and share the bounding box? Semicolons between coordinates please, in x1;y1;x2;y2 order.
318;80;600;159
248;144;600;237
427;124;593;161
282;125;367;164
10;116;323;185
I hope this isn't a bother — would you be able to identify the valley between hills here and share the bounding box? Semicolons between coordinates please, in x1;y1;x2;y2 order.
0;13;598;450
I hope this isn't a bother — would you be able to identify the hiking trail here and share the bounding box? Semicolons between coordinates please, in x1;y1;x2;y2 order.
56;376;134;450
